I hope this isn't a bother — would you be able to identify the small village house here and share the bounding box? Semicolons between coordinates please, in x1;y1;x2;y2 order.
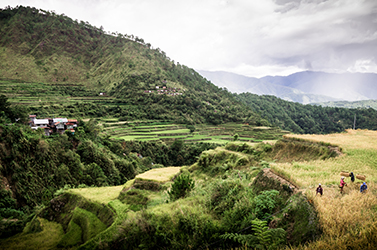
29;115;77;136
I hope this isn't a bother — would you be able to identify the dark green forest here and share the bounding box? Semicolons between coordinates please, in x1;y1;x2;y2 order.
235;93;377;134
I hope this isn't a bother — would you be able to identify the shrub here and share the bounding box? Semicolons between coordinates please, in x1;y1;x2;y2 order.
220;219;286;249
253;190;280;219
168;174;195;201
207;179;245;216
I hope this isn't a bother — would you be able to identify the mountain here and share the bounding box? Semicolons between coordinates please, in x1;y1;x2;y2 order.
198;70;377;104
0;6;265;126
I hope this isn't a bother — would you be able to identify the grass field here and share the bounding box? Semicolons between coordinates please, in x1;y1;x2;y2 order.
273;129;377;187
275;129;377;249
135;166;181;182
68;185;125;204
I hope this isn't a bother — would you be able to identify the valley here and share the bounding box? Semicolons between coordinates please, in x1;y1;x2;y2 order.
1;5;377;250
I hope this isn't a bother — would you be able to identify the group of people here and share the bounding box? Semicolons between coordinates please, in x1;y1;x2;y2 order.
315;172;368;196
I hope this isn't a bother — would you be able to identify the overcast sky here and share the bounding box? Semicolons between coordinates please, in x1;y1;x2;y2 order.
1;0;377;78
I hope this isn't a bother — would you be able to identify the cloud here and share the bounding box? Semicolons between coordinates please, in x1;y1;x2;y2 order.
1;0;376;77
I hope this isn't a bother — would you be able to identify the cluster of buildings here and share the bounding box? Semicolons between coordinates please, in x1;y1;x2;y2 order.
143;86;186;96
29;115;78;136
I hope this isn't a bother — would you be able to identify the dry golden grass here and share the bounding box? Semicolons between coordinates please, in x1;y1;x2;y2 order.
135;167;181;182
307;183;377;236
281;129;377;249
284;129;377;151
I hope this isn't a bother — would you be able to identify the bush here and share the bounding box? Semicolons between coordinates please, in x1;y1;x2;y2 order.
168;174;195;201
207;179;245;216
253;190;280;219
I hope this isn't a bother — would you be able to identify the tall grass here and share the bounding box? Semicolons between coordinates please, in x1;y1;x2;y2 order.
281;130;377;249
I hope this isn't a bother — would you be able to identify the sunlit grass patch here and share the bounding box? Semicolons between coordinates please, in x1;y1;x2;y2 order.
285;129;377;151
149;129;190;134
112;135;154;140
135;167;181;182
68;185;124;204
274;130;377;188
271;155;375;188
101;118;119;122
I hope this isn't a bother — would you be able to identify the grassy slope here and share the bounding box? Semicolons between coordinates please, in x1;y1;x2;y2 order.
0;218;65;250
2;131;377;249
274;129;377;249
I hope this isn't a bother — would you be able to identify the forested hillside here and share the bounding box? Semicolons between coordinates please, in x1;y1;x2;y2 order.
235;93;377;134
0;95;218;237
0;6;264;126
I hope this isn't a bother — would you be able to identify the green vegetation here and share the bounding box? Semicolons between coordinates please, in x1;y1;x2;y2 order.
2;5;377;250
168;174;195;201
3;129;377;249
235;92;377;134
0;6;267;127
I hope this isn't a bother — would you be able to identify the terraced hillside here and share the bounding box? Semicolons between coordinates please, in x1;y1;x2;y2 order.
0;6;266;126
102;119;288;144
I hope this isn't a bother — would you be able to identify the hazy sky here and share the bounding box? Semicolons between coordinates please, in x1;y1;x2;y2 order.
1;0;377;77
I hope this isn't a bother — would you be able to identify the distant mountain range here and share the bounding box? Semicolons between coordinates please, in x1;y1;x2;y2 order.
198;70;377;104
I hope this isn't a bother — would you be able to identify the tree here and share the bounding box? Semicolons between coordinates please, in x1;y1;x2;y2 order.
233;133;239;141
168;174;195;201
0;95;28;123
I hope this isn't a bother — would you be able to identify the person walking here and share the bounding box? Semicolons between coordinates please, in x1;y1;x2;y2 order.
350;172;355;182
340;177;347;194
360;182;368;193
316;184;323;196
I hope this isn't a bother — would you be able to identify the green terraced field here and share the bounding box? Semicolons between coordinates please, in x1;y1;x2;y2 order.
104;120;287;145
1;79;289;144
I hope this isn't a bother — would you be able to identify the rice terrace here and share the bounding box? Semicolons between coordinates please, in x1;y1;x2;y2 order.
2;5;377;250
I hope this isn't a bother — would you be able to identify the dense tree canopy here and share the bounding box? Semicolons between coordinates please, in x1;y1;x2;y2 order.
235;93;377;134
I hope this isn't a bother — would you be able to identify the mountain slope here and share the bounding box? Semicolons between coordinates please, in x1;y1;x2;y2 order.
0;6;265;126
260;71;377;101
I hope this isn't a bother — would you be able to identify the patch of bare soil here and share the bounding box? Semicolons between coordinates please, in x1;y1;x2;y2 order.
328;146;344;157
2;176;11;191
